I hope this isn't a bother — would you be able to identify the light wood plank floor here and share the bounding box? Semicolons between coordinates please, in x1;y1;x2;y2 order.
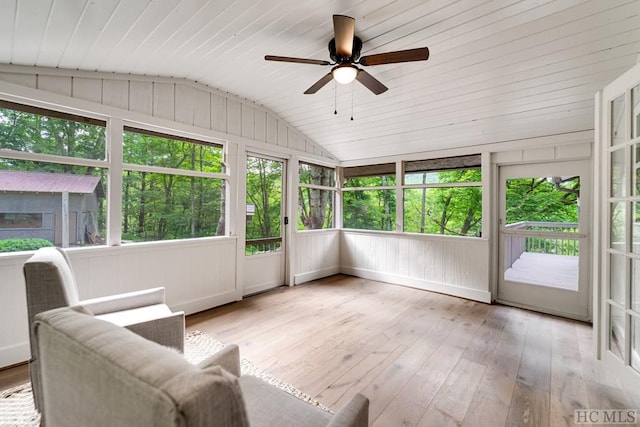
2;275;639;426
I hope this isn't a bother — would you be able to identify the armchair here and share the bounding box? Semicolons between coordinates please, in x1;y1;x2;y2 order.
23;247;185;413
33;306;369;427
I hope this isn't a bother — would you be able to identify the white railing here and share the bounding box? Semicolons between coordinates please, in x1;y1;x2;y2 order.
503;221;580;269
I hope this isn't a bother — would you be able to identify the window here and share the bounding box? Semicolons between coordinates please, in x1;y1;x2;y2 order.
122;128;226;242
0;101;107;251
342;163;396;231
0;213;42;228
298;162;335;230
403;155;482;237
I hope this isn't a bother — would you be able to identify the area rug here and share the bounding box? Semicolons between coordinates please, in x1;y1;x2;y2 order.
0;330;329;426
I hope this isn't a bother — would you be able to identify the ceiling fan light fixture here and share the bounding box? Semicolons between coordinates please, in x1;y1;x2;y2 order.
332;64;358;84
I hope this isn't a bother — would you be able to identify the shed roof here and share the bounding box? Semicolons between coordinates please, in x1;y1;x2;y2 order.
0;171;101;194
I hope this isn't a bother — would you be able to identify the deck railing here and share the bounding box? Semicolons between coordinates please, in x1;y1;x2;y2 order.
504;221;580;269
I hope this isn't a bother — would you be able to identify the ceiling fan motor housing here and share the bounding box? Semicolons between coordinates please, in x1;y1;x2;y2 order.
329;36;363;63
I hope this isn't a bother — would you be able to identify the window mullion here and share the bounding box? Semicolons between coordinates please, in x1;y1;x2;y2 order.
107;117;124;246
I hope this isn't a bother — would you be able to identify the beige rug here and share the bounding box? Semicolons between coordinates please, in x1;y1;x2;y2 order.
0;330;329;426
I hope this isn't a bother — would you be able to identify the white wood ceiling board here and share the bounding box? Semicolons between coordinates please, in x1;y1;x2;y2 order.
10;0;52;65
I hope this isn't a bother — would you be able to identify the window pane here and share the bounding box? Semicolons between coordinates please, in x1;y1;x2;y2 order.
632;258;640;313
344;175;396;188
0;104;105;160
122;171;224;242
246;156;282;254
0;162;107;251
609;305;625;360
299;162;335;187
404;187;482;236
343;189;395;231
610;202;626;250
298;188;333;230
123;129;223;173
405;168;481;185
633;84;640;139
610;253;626;304
632;316;640;373
611;94;625;146
611;148;626;197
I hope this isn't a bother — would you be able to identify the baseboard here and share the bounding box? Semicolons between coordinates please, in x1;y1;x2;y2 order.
173;290;239;316
294;266;341;285
340;266;492;303
0;341;30;369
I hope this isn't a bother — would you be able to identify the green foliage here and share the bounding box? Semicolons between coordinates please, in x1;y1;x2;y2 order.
505;177;579;223
0;238;53;252
246;157;282;241
343;175;396;231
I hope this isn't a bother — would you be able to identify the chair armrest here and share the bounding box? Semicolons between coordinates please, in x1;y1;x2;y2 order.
327;393;369;427
124;310;185;353
80;287;166;315
197;344;241;377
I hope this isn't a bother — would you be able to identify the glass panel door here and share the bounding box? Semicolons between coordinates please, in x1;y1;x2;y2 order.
599;61;640;387
243;154;286;295
498;161;590;320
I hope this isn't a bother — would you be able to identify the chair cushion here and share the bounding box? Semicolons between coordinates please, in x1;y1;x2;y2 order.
239;375;332;427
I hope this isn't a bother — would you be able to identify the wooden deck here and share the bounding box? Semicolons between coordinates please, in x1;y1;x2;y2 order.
504;252;579;291
2;275;638;426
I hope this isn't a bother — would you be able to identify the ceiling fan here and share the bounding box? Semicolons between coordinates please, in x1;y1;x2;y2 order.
265;15;429;95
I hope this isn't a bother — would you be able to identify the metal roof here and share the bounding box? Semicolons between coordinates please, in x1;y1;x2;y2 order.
0;171;101;194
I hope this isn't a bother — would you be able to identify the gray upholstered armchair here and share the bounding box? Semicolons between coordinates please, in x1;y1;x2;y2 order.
23;247;185;413
34;306;369;427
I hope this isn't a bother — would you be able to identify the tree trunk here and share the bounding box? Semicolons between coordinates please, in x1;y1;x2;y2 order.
137;172;147;236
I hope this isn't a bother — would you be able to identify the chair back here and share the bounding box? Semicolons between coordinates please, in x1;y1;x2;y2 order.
23;247;80;412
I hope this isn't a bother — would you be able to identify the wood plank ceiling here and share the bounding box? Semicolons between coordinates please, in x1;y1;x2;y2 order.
0;0;638;162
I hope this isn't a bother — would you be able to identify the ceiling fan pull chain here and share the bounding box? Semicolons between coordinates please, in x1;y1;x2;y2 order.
334;82;338;115
350;85;354;121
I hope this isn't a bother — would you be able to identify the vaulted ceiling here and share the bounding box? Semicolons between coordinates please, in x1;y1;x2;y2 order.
0;0;639;162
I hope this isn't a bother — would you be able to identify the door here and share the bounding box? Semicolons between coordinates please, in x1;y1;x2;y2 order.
598;62;640;387
498;161;591;320
243;154;286;295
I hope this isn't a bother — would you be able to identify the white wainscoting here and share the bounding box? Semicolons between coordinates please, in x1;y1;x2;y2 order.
294;230;340;284
0;237;238;368
340;230;491;303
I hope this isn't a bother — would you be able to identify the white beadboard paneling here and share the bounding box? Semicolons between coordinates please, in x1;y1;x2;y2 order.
277;120;288;147
266;113;278;145
0;255;31;367
129;80;153;115
0;72;37;88
241;103;255;139
72;77;102;103
102;79;129;109
294;230;340;284
254;109;267;142
37;75;72;97
211;93;227;133
227;99;242;136
340;231;490;302
193;88;211;129
153;82;175;121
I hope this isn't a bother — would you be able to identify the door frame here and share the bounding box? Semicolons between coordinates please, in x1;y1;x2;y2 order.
241;151;288;296
496;160;592;321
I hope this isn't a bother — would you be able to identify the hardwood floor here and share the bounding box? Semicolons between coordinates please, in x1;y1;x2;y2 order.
2;274;639;426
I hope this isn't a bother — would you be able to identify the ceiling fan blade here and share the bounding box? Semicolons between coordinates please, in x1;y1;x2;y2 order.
333;15;355;57
304;72;334;94
265;55;330;66
355;69;388;95
359;47;429;66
